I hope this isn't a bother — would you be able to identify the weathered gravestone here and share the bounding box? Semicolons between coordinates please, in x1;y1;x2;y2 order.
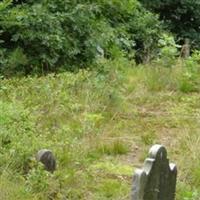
132;144;177;200
36;149;56;173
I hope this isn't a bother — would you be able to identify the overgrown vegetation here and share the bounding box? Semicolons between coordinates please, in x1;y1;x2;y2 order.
139;0;200;48
0;0;162;76
1;56;200;199
1;0;200;199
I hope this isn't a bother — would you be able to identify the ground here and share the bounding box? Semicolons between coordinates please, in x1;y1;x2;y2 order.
0;61;200;199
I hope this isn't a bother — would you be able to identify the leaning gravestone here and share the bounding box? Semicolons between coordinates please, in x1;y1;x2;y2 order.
36;149;56;173
132;144;177;200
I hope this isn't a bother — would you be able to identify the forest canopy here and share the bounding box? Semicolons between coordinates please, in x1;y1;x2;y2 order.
139;0;200;47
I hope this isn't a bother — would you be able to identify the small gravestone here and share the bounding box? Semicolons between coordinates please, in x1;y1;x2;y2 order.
36;149;56;173
132;144;177;200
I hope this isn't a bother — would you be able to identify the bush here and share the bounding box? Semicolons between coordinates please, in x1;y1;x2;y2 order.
0;0;162;76
155;33;180;67
179;51;200;93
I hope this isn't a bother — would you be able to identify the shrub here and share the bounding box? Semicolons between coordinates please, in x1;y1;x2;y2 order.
179;51;200;93
155;33;180;67
0;0;163;76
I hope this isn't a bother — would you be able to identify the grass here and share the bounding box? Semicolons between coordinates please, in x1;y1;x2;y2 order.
0;58;200;199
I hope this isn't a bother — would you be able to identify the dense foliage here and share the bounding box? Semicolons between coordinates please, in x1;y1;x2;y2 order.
139;0;200;48
0;0;162;76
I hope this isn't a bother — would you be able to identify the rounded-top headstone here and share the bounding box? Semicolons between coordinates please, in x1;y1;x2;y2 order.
36;149;56;173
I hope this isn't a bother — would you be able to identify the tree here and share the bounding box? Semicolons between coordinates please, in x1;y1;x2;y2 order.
139;0;200;49
0;0;162;76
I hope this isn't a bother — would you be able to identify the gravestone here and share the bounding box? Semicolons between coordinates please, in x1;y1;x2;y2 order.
132;144;177;200
36;149;56;173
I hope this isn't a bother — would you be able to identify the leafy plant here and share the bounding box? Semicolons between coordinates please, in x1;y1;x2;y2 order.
0;0;163;76
139;0;200;49
156;33;180;67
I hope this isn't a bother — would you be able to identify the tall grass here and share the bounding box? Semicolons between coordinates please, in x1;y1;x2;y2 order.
0;58;200;199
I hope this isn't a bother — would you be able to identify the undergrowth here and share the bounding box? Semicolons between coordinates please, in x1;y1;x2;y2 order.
0;57;200;199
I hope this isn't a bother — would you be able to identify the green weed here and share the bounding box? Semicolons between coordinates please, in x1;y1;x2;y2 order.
1;60;200;199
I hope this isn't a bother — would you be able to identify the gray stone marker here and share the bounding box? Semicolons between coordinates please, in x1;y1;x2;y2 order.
36;149;56;173
132;144;177;200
